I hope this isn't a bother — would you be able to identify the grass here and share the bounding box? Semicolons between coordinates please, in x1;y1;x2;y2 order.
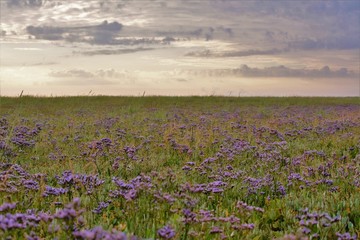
0;96;359;239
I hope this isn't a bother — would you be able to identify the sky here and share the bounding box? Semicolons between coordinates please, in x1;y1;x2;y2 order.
0;0;359;96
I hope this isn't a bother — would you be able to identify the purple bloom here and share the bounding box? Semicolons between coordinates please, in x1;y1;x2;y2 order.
182;165;192;171
0;202;16;212
0;210;51;231
211;187;224;193
278;185;286;196
336;232;357;240
56;171;104;194
92;201;111;214
111;175;152;201
56;171;75;185
236;201;264;213
54;198;83;220
302;227;311;234
73;226;127;240
22;179;39;191
240;223;255;230
43;186;68;197
209;226;222;234
157;225;176;239
182;209;197;223
101;138;112;147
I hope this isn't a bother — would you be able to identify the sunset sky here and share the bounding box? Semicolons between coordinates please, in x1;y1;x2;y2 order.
0;0;359;96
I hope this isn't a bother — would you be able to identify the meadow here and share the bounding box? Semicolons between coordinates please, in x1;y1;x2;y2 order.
0;96;359;239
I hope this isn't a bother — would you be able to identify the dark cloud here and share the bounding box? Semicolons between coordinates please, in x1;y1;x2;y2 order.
175;78;188;82
156;28;203;38
49;68;133;81
73;47;155;56
6;0;42;7
156;26;233;41
26;20;123;44
49;69;95;79
216;0;360;19
236;65;357;78
186;48;285;58
263;30;360;50
287;37;360;50
26;25;64;40
91;20;123;44
48;68;136;86
25;21;176;46
25;62;57;66
48;78;115;86
185;65;357;79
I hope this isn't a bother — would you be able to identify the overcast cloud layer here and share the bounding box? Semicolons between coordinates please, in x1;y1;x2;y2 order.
0;0;359;96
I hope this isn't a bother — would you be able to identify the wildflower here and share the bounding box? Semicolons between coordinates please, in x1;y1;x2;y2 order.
92;201;111;214
157;225;176;239
43;186;68;197
210;226;223;234
336;232;357;240
0;202;16;212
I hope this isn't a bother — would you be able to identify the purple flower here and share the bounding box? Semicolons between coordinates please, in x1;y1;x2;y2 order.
209;226;222;234
0;141;7;150
101;138;112;147
240;223;255;230
73;226;127;240
302;227;311;234
0;210;51;231
56;171;104;194
0;202;16;212
182;165;192;171
182;209;197;223
157;225;176;239
236;201;264;213
336;232;357;240
54;198;83;220
278;185;286;196
211;187;224;193
26;232;40;240
43;186;68;197
56;171;75;185
22;179;39;191
92;201;111;214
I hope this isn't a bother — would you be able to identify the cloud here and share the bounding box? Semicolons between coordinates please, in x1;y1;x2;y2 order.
48;78;115;86
26;25;64;40
287;37;360;50
90;20;123;44
48;69;137;86
26;20;123;44
50;68;131;79
185;48;285;58
156;26;233;41
236;65;357;78
73;47;155;56
23;61;58;67
48;68;136;85
184;65;358;79
6;0;42;8
25;21;175;46
49;69;95;79
175;78;188;82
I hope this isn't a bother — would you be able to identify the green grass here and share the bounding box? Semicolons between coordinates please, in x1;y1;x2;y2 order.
0;96;359;239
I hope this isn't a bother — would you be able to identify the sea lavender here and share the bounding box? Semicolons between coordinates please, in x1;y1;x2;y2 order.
157;225;176;239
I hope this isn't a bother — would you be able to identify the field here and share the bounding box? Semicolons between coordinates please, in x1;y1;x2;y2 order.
0;96;359;239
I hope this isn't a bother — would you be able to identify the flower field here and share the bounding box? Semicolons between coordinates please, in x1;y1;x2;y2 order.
0;96;359;239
